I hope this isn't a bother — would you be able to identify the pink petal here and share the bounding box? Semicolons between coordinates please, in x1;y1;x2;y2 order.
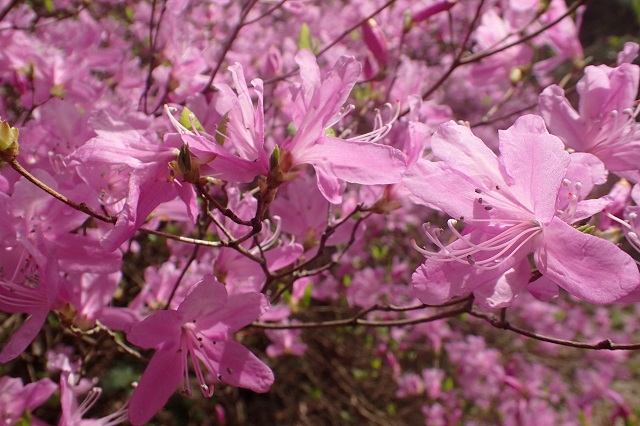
539;84;586;150
129;349;183;426
402;158;484;220
498;115;569;223
199;292;269;337
202;340;274;392
125;310;181;349
535;218;640;304
431;121;503;190
473;257;531;309
0;308;49;363
527;275;560;302
178;275;228;320
23;378;57;411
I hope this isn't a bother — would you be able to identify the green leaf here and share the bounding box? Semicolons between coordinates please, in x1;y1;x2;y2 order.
215;112;229;145
300;282;313;308
576;224;595;235
298;23;313;51
179;107;204;132
287;122;297;137
633;0;640;24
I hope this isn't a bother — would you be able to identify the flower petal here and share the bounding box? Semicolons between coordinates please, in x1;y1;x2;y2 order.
129;348;183;426
0;308;49;363
125;310;181;349
498;115;569;223
202;340;274;393
535;218;640;304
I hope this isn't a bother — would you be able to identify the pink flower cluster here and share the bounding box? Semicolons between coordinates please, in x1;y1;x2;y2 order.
0;0;639;424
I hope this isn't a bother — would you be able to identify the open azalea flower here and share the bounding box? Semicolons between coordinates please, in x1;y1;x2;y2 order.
403;115;639;308
125;275;273;425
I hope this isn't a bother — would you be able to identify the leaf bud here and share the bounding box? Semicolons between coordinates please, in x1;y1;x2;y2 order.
0;119;19;161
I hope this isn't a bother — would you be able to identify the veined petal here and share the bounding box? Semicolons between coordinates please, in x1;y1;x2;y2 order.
125;310;181;349
178;276;228;321
577;65;613;120
498;115;569;223
101;164;178;251
539;85;587;150
199;292;269;337
535;218;640;304
527;275;560;302
431;121;504;190
201;340;274;392
412;254;518;306
129;348;183;426
473;257;531;309
403;158;483;219
302;136;406;185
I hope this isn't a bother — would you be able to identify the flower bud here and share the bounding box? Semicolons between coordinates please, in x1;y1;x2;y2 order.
0;119;19;161
412;0;457;24
362;19;388;69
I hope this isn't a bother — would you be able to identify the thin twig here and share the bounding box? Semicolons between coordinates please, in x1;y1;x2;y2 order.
8;159;116;224
470;309;640;350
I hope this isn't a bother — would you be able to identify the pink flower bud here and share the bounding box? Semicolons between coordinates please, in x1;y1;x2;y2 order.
412;0;457;24
362;19;388;69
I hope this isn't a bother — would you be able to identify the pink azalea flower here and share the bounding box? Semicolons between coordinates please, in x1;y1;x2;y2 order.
124;275;273;425
0;375;57;425
278;49;407;203
539;61;640;178
265;325;308;357
58;371;129;426
67;112;198;251
403;115;639;307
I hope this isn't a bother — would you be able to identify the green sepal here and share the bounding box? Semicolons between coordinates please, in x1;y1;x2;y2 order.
179;107;204;132
270;144;281;171
298;23;313;51
0;119;19;159
215;112;229;145
576;224;595;235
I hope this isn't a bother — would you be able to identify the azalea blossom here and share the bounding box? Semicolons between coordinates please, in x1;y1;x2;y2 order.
124;275;274;425
0;375;57;425
403;115;639;308
276;49;407;203
539;57;640;179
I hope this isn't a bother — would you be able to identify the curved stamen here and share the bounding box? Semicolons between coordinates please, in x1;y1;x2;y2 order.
605;211;640;264
347;101;401;143
413;220;542;271
326;104;355;129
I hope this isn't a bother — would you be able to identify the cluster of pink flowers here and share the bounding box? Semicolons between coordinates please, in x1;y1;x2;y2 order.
0;0;639;424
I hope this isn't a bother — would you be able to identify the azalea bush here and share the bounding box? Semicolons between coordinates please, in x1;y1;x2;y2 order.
1;0;640;424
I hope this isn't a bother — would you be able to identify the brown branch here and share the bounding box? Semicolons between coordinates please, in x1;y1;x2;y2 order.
243;0;287;26
470;309;640;350
203;0;259;92
0;0;20;23
458;0;588;65
7;158;116;224
263;0;399;85
253;297;473;329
